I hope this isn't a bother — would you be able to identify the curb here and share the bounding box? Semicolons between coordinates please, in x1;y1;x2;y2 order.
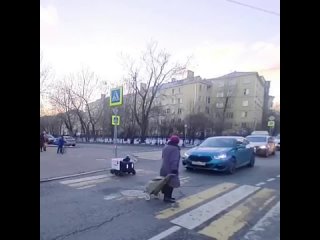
40;168;110;183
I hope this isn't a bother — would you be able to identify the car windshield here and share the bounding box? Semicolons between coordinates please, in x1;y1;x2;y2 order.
199;138;235;148
246;136;267;142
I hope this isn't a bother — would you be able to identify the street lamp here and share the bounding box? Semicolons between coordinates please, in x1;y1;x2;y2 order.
184;124;187;147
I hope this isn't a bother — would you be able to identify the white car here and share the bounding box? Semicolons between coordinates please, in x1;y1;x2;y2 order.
246;135;276;157
274;134;280;150
251;131;269;136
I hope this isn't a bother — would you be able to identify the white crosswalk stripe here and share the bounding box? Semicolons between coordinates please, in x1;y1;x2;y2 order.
60;174;113;189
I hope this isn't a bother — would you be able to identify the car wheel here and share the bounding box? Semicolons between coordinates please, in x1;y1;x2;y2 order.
227;160;236;174
265;150;269;158
247;154;255;168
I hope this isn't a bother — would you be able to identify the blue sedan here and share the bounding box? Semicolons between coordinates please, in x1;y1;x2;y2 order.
182;136;255;174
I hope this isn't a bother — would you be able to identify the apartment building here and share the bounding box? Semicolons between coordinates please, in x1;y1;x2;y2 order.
157;70;271;134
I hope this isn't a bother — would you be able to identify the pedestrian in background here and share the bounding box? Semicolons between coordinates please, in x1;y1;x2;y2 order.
57;136;65;154
40;132;47;152
160;135;181;203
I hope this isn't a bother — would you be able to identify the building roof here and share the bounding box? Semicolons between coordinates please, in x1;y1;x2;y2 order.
212;71;258;80
159;77;210;90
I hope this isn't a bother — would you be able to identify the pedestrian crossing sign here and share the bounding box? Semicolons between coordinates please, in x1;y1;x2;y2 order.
110;86;123;107
112;115;120;126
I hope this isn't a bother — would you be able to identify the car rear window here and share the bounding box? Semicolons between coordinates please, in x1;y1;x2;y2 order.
246;136;267;142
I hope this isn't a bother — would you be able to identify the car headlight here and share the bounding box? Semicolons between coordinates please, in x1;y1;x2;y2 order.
214;153;227;160
259;145;267;149
183;152;190;158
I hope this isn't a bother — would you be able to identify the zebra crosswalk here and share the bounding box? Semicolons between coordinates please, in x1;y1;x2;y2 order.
151;182;280;240
58;170;279;239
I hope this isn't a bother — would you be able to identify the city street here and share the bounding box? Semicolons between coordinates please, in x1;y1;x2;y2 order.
40;144;280;240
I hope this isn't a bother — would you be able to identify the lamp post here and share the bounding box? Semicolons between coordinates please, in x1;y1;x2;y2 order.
184;124;187;147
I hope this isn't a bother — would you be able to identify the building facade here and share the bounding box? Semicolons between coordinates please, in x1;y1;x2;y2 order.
155;70;271;135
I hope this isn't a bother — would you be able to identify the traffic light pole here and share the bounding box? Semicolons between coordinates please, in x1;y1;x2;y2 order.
113;107;118;158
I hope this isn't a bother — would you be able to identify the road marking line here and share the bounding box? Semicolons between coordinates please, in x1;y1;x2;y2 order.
60;174;110;185
77;184;96;189
68;177;111;188
198;188;276;240
40;168;110;183
243;201;280;240
179;177;190;180
96;158;107;161
147;226;181;240
170;185;260;230
276;175;280;178
156;182;237;219
255;182;266;186
267;178;275;182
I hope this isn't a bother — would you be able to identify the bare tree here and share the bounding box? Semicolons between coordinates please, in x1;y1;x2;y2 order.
211;79;237;135
40;115;64;135
123;42;187;143
49;80;78;135
185;113;211;141
40;52;53;115
70;68;105;140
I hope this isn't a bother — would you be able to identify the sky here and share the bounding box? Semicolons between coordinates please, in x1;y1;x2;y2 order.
40;0;280;103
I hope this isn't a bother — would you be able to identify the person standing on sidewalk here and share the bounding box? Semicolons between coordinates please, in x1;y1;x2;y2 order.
57;136;65;154
40;132;46;152
160;135;181;203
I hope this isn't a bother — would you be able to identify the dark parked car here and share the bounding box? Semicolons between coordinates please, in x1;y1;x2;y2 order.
182;136;255;174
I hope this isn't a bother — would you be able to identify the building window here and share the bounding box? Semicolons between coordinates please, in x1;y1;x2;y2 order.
207;97;211;104
172;89;175;95
216;102;224;108
207;85;211;90
241;111;248;118
178;118;182;123
205;107;210;114
241;122;247;128
228;79;236;86
226;102;232;108
216;113;220;118
179;88;181;93
172;98;175;104
166;108;170;114
227;90;232;96
244;89;250;95
178;108;182;114
199;85;202;91
226;112;234;119
171;119;175;123
177;98;182;104
217;81;224;87
242;100;249;107
217;92;224;97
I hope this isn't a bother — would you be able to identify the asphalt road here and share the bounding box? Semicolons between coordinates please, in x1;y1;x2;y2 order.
40;144;280;240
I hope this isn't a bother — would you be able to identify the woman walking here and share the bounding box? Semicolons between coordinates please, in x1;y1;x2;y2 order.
160;135;181;203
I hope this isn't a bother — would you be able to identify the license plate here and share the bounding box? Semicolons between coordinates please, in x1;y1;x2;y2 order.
192;161;206;166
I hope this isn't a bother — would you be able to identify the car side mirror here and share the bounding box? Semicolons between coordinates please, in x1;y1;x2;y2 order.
236;141;245;148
